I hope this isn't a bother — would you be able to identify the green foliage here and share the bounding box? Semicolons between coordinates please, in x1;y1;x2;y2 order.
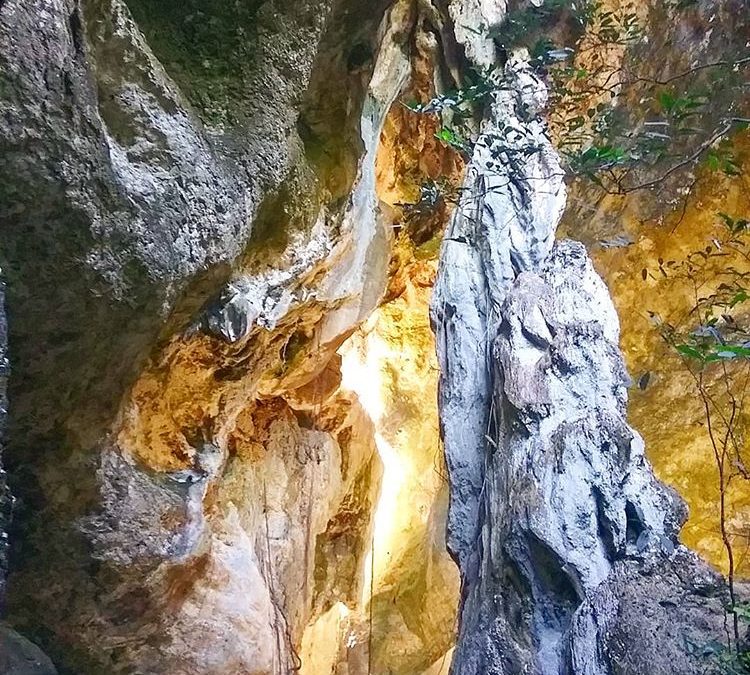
658;90;707;121
675;342;750;364
719;213;750;234
433;127;473;156
403;70;498;157
592;3;643;44
706;141;743;176
686;636;750;674
403;77;494;115
700;639;750;674
566;143;627;176
402;0;750;193
653;212;750;366
711;604;750;672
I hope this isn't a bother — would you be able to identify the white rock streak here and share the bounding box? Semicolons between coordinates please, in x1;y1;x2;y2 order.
431;55;566;568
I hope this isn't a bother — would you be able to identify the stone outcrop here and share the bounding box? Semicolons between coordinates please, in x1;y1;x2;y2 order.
443;235;728;673
431;8;735;675
0;0;745;673
432;55;565;570
0;0;461;671
0;0;400;671
559;0;750;575
0;279;10;609
0;623;57;675
0;275;57;673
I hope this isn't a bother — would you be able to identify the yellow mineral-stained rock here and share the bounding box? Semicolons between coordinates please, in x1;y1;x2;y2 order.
554;0;750;578
9;0;749;673
339;255;458;674
581;141;750;574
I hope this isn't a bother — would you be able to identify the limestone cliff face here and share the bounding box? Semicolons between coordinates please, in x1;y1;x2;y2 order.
0;0;398;671
0;0;459;672
0;281;56;674
0;0;745;673
0;280;9;607
559;0;750;576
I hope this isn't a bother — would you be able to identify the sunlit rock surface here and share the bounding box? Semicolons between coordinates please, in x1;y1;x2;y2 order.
0;0;745;672
587;161;750;575
432;55;565;568
0;0;462;670
0;0;402;670
341;263;458;674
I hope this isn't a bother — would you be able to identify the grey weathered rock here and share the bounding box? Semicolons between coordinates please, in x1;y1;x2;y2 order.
0;0;739;672
568;550;727;675
432;29;732;675
446;241;729;675
431;54;565;569
0;0;394;670
0;278;10;607
0;624;57;675
0;280;57;671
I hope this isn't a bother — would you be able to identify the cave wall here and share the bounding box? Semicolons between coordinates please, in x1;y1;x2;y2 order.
0;279;8;608
0;282;57;673
0;0;747;673
0;0;465;671
0;0;400;671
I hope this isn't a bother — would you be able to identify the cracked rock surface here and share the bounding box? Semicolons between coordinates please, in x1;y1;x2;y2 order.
0;0;741;672
432;32;731;675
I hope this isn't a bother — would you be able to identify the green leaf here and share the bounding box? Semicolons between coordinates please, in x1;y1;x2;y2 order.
730;291;750;307
435;128;457;144
658;91;676;112
712;344;750;359
676;344;705;360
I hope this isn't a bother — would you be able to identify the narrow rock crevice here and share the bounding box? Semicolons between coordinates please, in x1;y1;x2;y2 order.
0;1;745;674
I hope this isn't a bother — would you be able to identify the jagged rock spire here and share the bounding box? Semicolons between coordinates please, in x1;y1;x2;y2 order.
432;28;730;675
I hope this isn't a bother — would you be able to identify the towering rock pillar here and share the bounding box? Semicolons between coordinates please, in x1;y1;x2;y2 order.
432;17;731;675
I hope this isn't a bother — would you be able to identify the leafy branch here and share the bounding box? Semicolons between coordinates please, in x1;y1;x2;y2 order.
649;213;750;662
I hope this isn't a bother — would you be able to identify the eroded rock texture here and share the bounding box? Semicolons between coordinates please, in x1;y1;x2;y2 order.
0;0;742;672
431;10;732;675
0;282;57;673
0;0;406;671
0;0;465;670
0;279;57;674
558;0;750;574
0;625;58;675
0;279;9;608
